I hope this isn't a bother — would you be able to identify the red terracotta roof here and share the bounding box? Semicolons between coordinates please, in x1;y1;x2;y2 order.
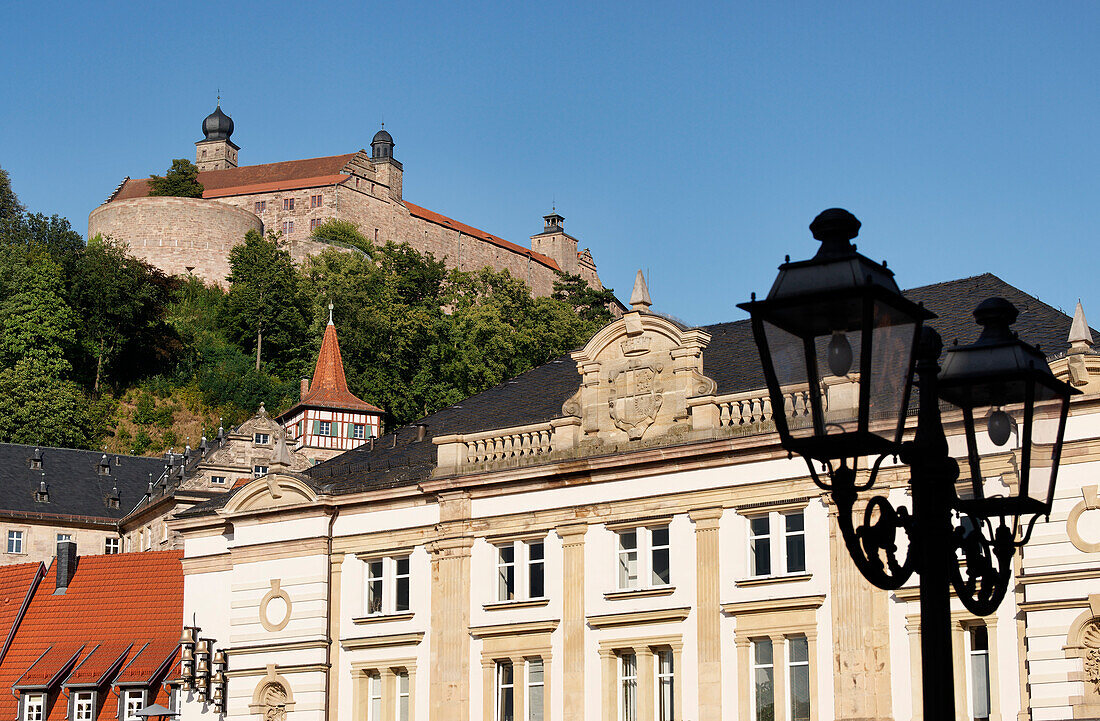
114;642;178;686
0;551;183;721
280;322;383;419
201;174;352;199
404;201;561;271
64;642;132;687
0;563;43;666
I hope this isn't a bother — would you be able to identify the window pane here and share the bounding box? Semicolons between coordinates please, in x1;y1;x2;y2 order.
752;537;771;576
528;542;544;561
619;531;638;589
395;574;410;612
528;659;544;721
789;636;808;663
650;526;669;547
499;546;516;601
367;560;383;613
755;670;774;721
397;672;410;721
751;516;770;536
971;627;991;720
657;650;674;721
620;653;637;721
754;639;773;665
652;546;670;585
790;663;810;719
529;559;544;599
497;661;514;721
785;513;804;533
786;534;806;573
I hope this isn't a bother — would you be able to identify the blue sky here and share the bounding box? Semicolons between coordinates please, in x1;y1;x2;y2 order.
3;2;1098;330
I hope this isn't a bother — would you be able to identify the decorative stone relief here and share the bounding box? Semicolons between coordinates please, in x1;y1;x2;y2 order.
1067;485;1100;553
1066;596;1100;716
249;665;296;719
259;579;292;632
565;276;715;446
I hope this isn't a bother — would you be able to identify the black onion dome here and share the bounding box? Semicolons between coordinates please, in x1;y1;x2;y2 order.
372;128;393;145
202;105;234;141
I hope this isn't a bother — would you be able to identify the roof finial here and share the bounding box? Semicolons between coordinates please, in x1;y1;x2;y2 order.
1068;300;1093;354
216;89;220;107
630;270;652;312
328;302;334;326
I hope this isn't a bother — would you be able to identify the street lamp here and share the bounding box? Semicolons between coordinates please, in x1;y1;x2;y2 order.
738;208;1078;719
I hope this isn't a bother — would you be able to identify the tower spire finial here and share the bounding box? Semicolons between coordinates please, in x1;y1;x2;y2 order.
216;89;220;107
328;302;334;326
630;270;652;312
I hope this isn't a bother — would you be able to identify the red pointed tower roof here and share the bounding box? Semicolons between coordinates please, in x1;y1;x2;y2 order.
278;310;383;419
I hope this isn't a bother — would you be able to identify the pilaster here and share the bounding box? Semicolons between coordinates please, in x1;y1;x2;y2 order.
428;508;473;721
690;506;723;721
558;522;588;721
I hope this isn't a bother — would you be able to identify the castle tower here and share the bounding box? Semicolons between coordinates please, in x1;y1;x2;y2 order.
194;102;239;171
530;211;579;275
275;305;384;462
370;126;403;200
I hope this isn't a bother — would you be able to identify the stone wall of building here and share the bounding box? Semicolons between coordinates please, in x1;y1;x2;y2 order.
89;197;263;286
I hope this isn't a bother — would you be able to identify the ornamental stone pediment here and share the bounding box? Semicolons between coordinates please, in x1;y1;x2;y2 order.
221;473;319;514
564;274;716;445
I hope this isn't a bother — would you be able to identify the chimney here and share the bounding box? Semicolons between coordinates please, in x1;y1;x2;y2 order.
301;378;310;400
54;540;77;594
415;424;428;442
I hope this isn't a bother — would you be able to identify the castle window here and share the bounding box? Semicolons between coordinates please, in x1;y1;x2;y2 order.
105;537;120;554
7;531;22;554
254;433;270;445
283;198;295;211
310;218;321;231
282;220;295;236
211;475;226;485
255;201;266;213
311;194;322;208
253;465;268;478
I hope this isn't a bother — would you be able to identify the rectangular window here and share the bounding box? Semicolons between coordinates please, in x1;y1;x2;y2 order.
395;556;410;612
282;220;295;235
619;652;637;721
367;672;382;721
752;639;774;721
254;433;270;445
496;661;515;721
283;198;295;211
124;690;144;721
970;626;991;721
750;516;771;576
650;526;670;585
253;465;268;478
785;512;806;573
74;691;94;721
105;537;120;554
7;530;22;554
657;649;674;721
23;694;44;721
366;559;384;614
618;530;638;589
311;194;323;208
211;475;226;485
528;542;544;599
396;670;410;721
254;201;266;213
788;637;810;721
616;526;670;590
319;421;332;436
351;423;365;439
526;658;544;721
498;544;516;601
310;218;321;231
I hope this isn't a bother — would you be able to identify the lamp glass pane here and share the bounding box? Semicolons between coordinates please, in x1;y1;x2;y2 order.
866;301;917;442
762;320;821;441
1025;395;1065;510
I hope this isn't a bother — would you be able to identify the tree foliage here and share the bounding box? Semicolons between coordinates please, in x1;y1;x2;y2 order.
148;159;204;198
310;218;374;255
552;271;618;325
0;165;24;221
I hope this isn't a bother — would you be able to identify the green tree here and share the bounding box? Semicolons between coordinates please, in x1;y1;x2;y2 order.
223;230;310;372
0;356;94;447
0;212;85;281
0;165;24;221
0;249;76;372
310;218;374;255
148;159;204;198
70;236;175;392
552;272;618;325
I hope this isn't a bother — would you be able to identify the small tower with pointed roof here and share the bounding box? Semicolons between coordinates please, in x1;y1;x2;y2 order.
369;125;403;201
275;305;384;462
530;209;579;275
195;99;239;172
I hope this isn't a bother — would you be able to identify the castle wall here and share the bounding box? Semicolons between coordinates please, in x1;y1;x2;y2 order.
89;197;263;286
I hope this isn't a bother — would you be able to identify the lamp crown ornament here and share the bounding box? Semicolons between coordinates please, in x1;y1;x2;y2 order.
972;297;1019;342
808;207;861;257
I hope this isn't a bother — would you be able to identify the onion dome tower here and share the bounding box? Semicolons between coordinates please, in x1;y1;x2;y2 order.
368;125;403;200
195;99;240;172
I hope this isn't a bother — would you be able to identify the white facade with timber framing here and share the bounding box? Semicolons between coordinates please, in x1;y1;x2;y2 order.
172;273;1100;721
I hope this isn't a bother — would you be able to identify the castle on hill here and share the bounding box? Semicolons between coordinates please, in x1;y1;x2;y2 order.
89;104;608;294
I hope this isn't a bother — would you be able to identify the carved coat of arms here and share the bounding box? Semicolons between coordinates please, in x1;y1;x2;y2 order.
608;363;663;440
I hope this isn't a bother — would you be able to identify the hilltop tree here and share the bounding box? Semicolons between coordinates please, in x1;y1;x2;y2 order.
71;236;175;392
0;165;24;221
552;271;618;325
148;159;204;198
310;218;374;255
222;230;310;373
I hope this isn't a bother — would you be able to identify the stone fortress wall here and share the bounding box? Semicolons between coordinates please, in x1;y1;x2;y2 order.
89;196;263;282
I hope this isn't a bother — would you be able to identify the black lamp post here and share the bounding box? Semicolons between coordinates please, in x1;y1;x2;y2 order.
738;208;1078;719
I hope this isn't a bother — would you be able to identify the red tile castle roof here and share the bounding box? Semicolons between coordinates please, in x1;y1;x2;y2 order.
0;563;43;666
108;153;562;271
0;551;183;721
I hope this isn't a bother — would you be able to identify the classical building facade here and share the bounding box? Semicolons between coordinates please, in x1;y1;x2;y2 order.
169;268;1100;721
88;105;607;295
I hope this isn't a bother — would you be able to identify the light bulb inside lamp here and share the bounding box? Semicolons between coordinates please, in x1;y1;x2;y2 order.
987;408;1012;447
827;331;853;377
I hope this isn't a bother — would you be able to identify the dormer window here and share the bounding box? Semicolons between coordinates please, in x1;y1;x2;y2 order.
253;465;268;478
98;455;110;476
29;449;42;470
73;690;94;721
34;482;49;504
22;692;44;721
211;475;226;486
122;689;145;721
254;433;270;445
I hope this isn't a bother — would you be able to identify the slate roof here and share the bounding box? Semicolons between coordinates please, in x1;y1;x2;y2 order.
277;320;383;419
0;551;183;721
178;272;1093;517
0;445;168;523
